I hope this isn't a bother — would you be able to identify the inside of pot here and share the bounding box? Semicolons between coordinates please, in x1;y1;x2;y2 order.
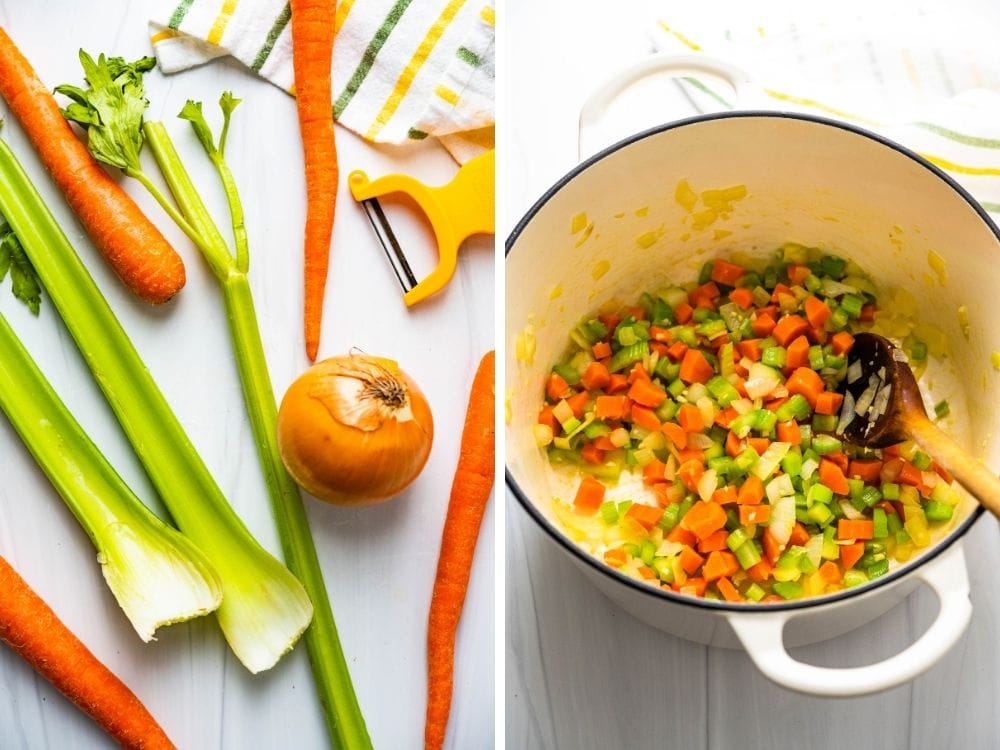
506;115;997;598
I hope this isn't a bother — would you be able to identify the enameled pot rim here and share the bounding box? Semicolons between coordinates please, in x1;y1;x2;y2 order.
505;110;991;614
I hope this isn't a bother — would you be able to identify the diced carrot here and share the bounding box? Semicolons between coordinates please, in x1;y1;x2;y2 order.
666;341;689;362
698;529;730;553
838;519;874;540
840;541;865;569
661;421;687;450
934;463;954;484
538;404;558;433
789;522;810;547
751;313;776;337
714;407;738;429
604;548;627;567
702;550;739;581
631;405;661;432
643;459;667;485
786;367;824;406
830;331;855;356
677;404;705;433
674;302;693;324
761;594;785;603
677;460;704;493
814;391;844;416
637;565;656;580
680;501;727;541
826;451;849;472
679;349;714;384
599;314;621;333
580;361;610;391
737;475;764;505
762;531;782;564
804;296;831;328
592;435;616;451
726;430;742;457
668;525;697;546
737;338;763;362
818;561;842;584
679;546;705;575
786;264;811;285
605;374;629;394
859;304;876;322
710;258;745;287
776;421;801;445
770;283;793;303
772;315;809;347
848;459;883;483
809;325;828;345
678;448;705;464
594;395;628;420
626;503;664;530
627;363;650;384
580;442;605;465
747;558;773;583
730;287;754;310
573;476;605;514
819;458;850;495
785;335;810;371
677;577;708;597
711;486;738;506
716;576;743;602
546;372;571;401
650;342;670;358
628;379;667;407
740;504;770;525
757;305;779;319
747;437;771;456
649;326;673;343
592;340;612;359
627;306;646;321
566;391;590;418
695;281;721;301
897;461;922;487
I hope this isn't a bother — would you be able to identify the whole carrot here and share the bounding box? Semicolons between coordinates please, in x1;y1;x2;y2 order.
0;28;185;304
289;0;339;361
425;351;495;750
0;554;175;749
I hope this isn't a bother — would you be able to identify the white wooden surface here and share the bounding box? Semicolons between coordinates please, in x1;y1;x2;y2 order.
505;1;1000;747
0;2;493;748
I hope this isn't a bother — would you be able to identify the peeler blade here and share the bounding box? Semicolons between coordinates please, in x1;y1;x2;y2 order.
359;197;418;293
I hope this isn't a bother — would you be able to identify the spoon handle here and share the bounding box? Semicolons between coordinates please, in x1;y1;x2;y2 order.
905;413;1000;518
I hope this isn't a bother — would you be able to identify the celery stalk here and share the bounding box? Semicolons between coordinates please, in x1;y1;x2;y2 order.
0;137;312;674
143;117;371;748
0;312;222;640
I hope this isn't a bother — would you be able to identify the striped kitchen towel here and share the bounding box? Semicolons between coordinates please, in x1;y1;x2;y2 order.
645;2;1000;218
149;0;495;162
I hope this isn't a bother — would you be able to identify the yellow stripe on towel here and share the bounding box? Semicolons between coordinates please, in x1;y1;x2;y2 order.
435;84;460;106
207;0;241;45
151;28;181;44
920;153;1000;177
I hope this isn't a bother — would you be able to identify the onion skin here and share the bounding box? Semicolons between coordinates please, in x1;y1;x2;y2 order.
277;355;434;506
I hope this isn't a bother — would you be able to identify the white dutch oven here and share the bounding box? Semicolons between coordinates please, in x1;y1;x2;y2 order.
506;55;997;697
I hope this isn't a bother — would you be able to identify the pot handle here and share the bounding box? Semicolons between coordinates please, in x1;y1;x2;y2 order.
578;52;756;159
727;542;972;697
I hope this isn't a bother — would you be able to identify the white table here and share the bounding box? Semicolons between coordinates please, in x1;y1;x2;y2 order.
0;2;494;748
505;1;1000;747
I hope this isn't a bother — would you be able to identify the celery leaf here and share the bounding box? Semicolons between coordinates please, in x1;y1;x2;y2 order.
0;224;41;315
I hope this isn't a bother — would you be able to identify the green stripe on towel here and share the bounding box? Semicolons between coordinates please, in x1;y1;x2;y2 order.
914;122;1000;149
169;0;195;28
251;3;292;72
456;46;480;66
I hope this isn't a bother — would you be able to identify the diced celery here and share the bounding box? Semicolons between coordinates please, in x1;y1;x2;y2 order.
599;501;619;524
781;451;803;478
881;482;900;500
808;345;826;371
807;503;833;526
860;486;882;508
553;363;581;386
609;342;648;372
811;434;842;455
667;378;685;397
772;581;802;599
727;528;751;552
842;569;869;588
934;400;951;420
735;540;762;570
640;540;657;566
745;582;766;602
761;346;787;369
659;503;681;532
872;508;888;538
911;451;932;471
583;421;611;439
924;500;954;523
652;556;675;582
866;558;890;579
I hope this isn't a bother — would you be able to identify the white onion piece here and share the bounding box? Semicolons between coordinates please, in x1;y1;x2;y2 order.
801;458;819;480
766;473;794;502
871;384;892;420
847;360;863;384
731;398;754;415
840;500;864;520
854;382;879;417
687;432;715;450
745;363;781;399
698;469;719;502
752;442;791;480
837;389;856;434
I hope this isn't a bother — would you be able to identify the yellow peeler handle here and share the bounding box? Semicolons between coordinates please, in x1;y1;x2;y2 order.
349;149;495;306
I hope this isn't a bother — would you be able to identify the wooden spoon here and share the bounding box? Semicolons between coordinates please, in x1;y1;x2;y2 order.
838;332;1000;515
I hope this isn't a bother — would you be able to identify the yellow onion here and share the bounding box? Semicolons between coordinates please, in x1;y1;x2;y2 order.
277;354;433;505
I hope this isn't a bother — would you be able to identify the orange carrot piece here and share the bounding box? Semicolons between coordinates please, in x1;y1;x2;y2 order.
776;421;801;446
677;404;705;433
565;391;589;419
830;331;855;356
0;555;175;749
747;558;773;583
702;550;739;581
818;561;842;584
580;361;610;391
642;460;668;486
0;29;185;304
804;296;831;328
740;504;770;525
679;349;714;384
711;486;738;506
737;475;764;505
770;283;793;303
730;287;754;310
751;313;776;337
786;264;811;285
594;395;628;420
789;522;810;547
819;458;850;495
897;461;923;487
772;315;809;347
290;0;339;361
681;501;727;541
848;459;883;483
626;503;664;530
679;546;705;575
747;437;770;456
668;525;697;546
426;352;495;750
716;576;743;602
628;378;667;407
838;519;874;540
654;421;682;451
710;258;746;286
580;442;605;465
546;372;571;401
604;548;627;567
726;430;742;458
627;363;650;384
678;577;709;597
786;367;824;406
785;335;810;371
698;529;730;553
840;542;865;569
677;460;704;493
592;341;612;359
630;404;661;432
814;391;844;416
605;374;629;394
573;475;606;514
737;338;763;362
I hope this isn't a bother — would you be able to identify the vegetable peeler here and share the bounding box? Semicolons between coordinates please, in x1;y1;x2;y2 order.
348;149;494;306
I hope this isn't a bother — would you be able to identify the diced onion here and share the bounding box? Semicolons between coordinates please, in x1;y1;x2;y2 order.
731;398;754;415
533;424;553;446
871;384;892;421
610;428;630;447
753;442;791;480
745;363;781;399
801;458;819;480
698;469;719;502
687;433;715;450
837;390;856;434
840;500;864;520
847;360;863;384
696;396;716;427
766;473;794;502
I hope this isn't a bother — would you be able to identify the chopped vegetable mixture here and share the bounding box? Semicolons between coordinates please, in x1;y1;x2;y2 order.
538;246;962;603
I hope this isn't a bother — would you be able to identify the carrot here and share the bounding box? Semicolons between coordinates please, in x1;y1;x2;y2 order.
674;301;693;324
580;361;610;391
642;459;668;485
594;395;627;420
785;335;810;370
786;264;811;285
573;475;605;513
710;258;745;286
819;458;850;495
772;315;809;347
776;420;801;445
830;331;855;356
838;519;874;540
545;371;571;401
625;503;664;530
631;404;661;431
0;29;184;304
289;0;339;361
730;287;754;310
565;391;590;418
661;421;687;450
679;546;705;575
537;405;558;433
677;403;705;433
0;555;174;749
580;442;604;465
849;459;883;483
737;338;763;362
751;313;776;337
628;378;666;407
677;459;704;492
592;341;612;359
716;576;743;602
426;351;495;750
679;349;714;384
818;561;842;584
840;542;865;569
604;548;627;567
786;367;824;406
605;374;629;394
804;296;831;328
737;475;764;505
740;504;769;525
702;550;739;581
698;528;730;553
666;341;689;362
814;391;844;416
680;501;727;541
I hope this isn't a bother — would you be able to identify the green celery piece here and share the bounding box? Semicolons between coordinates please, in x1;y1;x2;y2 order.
0;137;312;674
0;311;222;640
0;227;41;314
144;112;372;748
